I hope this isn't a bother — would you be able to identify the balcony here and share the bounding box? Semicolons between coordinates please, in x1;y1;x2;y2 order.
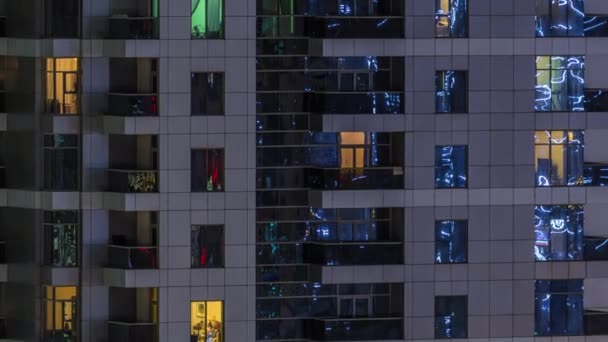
107;93;158;116
309;167;404;190
583;164;608;186
108;16;158;39
310;92;403;115
306;317;403;341
308;16;404;39
584;237;608;261
584;310;608;335
304;242;402;266
107;245;157;269
585;90;608;112
108;322;156;342
108;170;158;193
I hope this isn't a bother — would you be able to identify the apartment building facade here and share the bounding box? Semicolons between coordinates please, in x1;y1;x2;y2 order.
0;0;608;341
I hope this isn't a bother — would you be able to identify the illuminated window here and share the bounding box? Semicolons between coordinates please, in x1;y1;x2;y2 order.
435;146;467;188
191;225;224;268
436;70;467;113
190;301;223;342
44;211;78;267
191;72;224;115
534;130;584;186
44;134;79;190
535;56;585;112
44;286;77;341
191;0;224;39
435;296;467;339
535;280;583;336
191;149;224;192
340;132;366;168
534;205;583;261
46;58;79;115
435;220;467;263
536;0;584;37
435;0;468;38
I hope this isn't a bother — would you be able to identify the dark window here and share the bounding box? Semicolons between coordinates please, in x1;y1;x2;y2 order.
435;146;467;188
45;0;79;38
536;0;585;37
534;130;584;187
435;220;467;263
191;149;224;192
435;0;468;38
44;211;78;267
191;72;224;115
44;134;79;190
435;295;467;339
191;225;224;268
534;205;583;261
436;70;467;113
535;280;583;336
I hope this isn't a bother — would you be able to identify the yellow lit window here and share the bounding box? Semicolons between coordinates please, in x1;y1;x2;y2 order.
190;301;223;342
44;286;77;339
340;132;366;168
46;58;79;115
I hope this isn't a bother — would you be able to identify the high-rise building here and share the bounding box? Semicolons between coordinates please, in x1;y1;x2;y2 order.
1;0;608;341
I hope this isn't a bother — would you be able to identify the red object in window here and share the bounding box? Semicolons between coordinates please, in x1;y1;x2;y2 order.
151;95;157;114
199;247;207;266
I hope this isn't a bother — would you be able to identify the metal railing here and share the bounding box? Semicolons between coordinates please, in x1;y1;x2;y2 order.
304;241;403;265
107;93;158;116
107;245;157;269
308;167;404;190
108;17;159;39
108;321;157;342
108;169;159;193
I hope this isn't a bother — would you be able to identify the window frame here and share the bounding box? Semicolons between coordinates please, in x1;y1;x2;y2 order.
43;210;79;267
191;224;225;268
191;0;225;39
43;134;80;191
191;149;225;192
434;220;468;264
190;300;224;342
43;286;78;340
191;72;225;116
434;145;468;189
534;130;584;187
435;0;469;38
435;70;468;114
435;295;468;339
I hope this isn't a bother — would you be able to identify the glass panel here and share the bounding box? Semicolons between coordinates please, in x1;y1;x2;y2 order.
535;280;583;336
191;225;224;268
535;56;585;112
435;220;467;263
435;146;467;188
534;205;583;261
191;72;224;115
46;58;79;115
191;149;224;192
191;301;223;342
435;296;467;338
192;0;224;39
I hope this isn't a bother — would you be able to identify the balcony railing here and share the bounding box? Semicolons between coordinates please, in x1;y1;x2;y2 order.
585;310;608;335
107;245;157;269
306;317;403;341
108;17;159;39
310;92;403;114
308;16;404;39
309;167;404;190
583;164;608;186
108;169;158;193
585;90;608;112
107;93;158;116
584;237;608;261
108;322;157;342
304;241;403;266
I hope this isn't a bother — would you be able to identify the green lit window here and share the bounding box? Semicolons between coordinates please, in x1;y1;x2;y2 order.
191;0;224;39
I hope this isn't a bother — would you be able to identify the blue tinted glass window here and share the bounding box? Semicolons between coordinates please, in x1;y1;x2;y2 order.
535;56;585;112
534;205;583;261
435;146;467;188
535;280;583;336
436;71;467;113
435;220;467;263
436;0;468;37
534;130;584;186
536;0;585;37
435;296;467;338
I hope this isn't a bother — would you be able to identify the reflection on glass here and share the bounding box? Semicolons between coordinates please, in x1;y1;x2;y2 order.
535;56;585;112
191;225;224;268
534;130;584;186
46;58;79;115
191;0;224;39
44;286;77;341
435;146;467;188
536;0;585;37
435;296;467;338
435;0;468;37
435;220;467;263
534;205;583;261
436;70;467;113
535;280;583;336
44;134;79;190
44;211;78;267
190;301;223;342
191;149;224;192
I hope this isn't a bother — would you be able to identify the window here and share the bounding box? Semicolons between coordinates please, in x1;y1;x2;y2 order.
435;0;468;38
44;286;77;341
191;149;224;192
534;205;583;261
535;56;585;112
435;296;467;339
191;0;224;39
191;72;224;115
536;0;585;37
435;220;467;263
436;70;467;113
534;130;584;187
535;280;583;336
44;211;78;267
44;134;79;190
190;301;223;342
191;225;224;268
46;58;79;115
435;146;467;188
45;0;79;38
